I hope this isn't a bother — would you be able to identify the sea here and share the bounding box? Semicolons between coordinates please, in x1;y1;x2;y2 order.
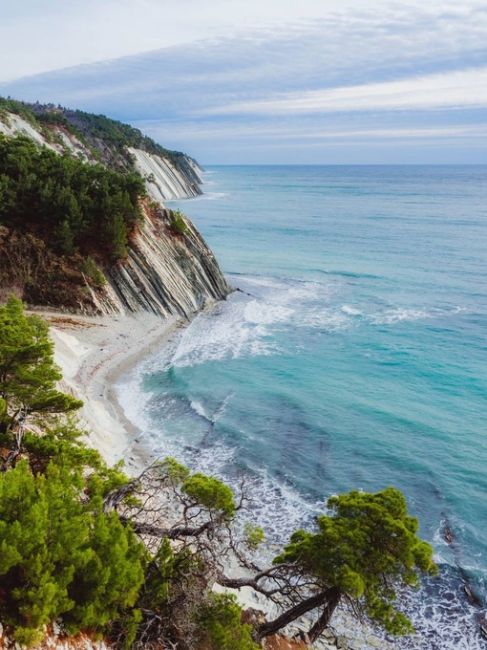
116;165;487;649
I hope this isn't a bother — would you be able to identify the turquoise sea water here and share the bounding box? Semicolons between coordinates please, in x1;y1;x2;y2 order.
118;166;487;648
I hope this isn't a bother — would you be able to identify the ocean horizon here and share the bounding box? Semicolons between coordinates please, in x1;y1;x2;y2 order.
116;164;487;649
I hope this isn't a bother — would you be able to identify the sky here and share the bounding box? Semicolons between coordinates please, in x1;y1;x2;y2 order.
1;0;487;164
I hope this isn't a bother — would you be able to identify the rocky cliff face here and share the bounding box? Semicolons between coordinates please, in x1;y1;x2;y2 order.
0;111;93;161
129;147;202;200
0;106;231;318
91;202;230;318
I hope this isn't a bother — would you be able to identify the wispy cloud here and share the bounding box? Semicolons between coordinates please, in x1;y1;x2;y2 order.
135;121;487;142
203;68;487;115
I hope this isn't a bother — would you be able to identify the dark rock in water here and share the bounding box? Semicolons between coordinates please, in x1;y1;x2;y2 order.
463;581;482;607
443;524;454;545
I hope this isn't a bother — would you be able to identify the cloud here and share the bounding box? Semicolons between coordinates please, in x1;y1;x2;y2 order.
203;68;487;115
134;121;487;142
0;0;401;82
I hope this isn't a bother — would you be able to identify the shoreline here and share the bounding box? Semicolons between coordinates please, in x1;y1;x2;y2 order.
45;310;183;473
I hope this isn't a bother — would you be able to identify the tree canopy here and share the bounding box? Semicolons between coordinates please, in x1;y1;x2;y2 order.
0;460;145;646
0;296;81;441
255;487;437;642
0;134;145;261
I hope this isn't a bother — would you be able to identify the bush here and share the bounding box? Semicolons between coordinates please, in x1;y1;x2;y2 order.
81;256;107;287
0;461;146;645
198;594;259;650
183;472;235;518
169;210;188;235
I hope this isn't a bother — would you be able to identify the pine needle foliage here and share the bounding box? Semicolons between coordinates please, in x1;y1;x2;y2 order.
0;296;82;437
0;460;146;646
197;594;260;650
0;134;145;261
274;487;437;635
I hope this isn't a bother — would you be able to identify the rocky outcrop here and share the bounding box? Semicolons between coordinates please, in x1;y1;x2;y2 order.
0;111;93;160
92;202;230;318
129;147;202;200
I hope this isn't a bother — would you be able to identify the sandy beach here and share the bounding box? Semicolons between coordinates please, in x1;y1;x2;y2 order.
42;310;182;473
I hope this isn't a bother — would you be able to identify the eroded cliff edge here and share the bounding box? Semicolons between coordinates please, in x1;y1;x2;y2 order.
0;99;231;317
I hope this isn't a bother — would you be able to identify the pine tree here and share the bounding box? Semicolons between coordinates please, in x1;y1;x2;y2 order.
0;460;146;646
257;487;437;642
0;297;82;446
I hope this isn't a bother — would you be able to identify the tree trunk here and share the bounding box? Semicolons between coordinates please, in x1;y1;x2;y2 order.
120;515;214;539
307;587;341;644
255;588;334;641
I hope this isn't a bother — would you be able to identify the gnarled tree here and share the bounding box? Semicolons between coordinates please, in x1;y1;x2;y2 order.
220;487;437;644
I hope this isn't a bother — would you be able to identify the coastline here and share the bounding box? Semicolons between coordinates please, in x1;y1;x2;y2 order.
44;310;183;474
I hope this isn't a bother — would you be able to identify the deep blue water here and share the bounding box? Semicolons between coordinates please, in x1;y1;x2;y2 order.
118;166;487;648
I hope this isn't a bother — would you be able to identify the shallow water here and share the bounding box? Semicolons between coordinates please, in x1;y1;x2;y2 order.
117;165;487;648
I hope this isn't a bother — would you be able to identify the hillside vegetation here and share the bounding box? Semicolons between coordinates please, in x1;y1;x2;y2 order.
0;96;193;172
0;135;145;260
0;97;204;313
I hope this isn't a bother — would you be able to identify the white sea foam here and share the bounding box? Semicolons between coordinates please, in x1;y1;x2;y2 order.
397;577;486;650
211;392;234;423
370;305;466;325
115;366;152;433
341;304;363;316
371;307;432;324
189;393;234;424
298;307;350;330
190;191;229;201
170;301;279;368
243;299;293;325
161;275;347;368
236;275;351;332
203;191;228;200
190;399;208;419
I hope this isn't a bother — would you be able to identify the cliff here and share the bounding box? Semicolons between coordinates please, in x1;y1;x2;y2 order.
92;201;230;318
0;99;231;317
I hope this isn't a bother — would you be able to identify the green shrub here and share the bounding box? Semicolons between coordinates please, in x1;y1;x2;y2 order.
0;461;146;645
244;522;265;550
198;594;259;650
183;472;235;518
0;296;82;437
81;256;107;287
169;210;188;235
